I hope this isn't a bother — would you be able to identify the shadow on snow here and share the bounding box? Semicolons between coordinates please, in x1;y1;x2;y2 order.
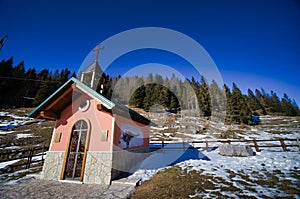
130;143;210;172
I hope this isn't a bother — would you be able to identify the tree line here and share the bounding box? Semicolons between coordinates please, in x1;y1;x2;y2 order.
1;57;299;124
101;73;300;124
0;57;75;108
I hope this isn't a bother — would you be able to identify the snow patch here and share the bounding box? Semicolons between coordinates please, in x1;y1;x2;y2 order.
16;134;33;139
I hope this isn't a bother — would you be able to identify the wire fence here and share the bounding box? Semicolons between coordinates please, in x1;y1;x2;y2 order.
151;138;300;152
0;146;48;173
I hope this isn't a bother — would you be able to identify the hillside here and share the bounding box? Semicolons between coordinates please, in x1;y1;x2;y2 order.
129;111;300;198
0;108;299;198
0;108;54;181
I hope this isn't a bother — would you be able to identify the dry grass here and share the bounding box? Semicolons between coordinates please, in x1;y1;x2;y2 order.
0;120;54;150
132;167;203;199
0;108;54;160
132;167;245;199
132;166;300;199
1;107;34;115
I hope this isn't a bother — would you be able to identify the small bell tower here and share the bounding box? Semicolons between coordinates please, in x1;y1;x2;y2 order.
80;44;103;90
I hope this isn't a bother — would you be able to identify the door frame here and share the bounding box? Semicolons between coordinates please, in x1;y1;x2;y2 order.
61;118;91;182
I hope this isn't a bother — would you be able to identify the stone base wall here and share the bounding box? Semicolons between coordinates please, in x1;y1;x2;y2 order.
112;147;150;179
41;149;149;184
41;151;65;180
83;152;113;185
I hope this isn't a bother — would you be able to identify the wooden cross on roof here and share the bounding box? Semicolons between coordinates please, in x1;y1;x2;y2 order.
93;44;104;63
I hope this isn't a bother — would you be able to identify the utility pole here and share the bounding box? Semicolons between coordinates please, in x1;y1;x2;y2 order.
0;35;8;51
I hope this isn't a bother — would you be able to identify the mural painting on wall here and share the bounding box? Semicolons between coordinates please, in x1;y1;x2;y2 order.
119;124;144;149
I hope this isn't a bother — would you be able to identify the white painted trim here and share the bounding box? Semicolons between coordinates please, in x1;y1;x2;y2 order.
49;126;56;150
58;180;83;184
78;99;90;112
74;84;113;109
110;117;115;152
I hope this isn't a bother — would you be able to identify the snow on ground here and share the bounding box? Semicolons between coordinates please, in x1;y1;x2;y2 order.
0;130;15;135
178;149;299;198
131;114;300;198
237;130;300;140
0;159;20;169
150;126;169;131
15;133;33;139
131;147;300;198
0;111;40;149
0;111;34;130
0;110;48;182
1;109;299;197
0;153;45;170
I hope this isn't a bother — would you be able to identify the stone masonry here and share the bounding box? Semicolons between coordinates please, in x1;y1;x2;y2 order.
83;152;113;184
41;152;65;180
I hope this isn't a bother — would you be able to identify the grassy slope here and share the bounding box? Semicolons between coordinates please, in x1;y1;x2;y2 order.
0;108;55;181
132;114;300;199
132;166;300;199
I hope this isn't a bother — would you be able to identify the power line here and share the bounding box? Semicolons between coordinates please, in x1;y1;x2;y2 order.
0;76;64;83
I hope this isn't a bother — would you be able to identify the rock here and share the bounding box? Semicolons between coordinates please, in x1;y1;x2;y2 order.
219;144;254;157
4;165;13;173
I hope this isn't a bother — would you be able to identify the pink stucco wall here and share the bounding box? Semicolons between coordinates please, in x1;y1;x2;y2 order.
49;93;150;153
50;95;113;152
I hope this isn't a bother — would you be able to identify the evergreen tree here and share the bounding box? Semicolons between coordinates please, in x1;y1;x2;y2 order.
291;99;300;115
33;82;51;106
210;80;226;119
143;84;154;111
159;86;170;108
169;94;179;109
281;93;298;116
255;89;269;114
0;58;14;107
129;78;145;108
269;91;282;113
198;76;211;116
13;61;26;106
247;89;266;114
0;57;299;120
231;83;251;124
38;69;50;81
224;84;233;123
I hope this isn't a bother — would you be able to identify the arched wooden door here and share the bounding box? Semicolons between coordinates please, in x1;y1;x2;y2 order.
64;120;89;181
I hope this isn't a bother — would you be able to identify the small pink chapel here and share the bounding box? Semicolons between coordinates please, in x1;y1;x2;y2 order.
28;48;151;185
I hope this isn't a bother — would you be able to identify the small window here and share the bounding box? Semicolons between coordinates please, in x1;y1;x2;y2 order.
79;99;90;112
100;130;108;141
54;132;62;143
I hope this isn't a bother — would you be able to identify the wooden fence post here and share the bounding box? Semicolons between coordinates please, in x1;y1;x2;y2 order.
279;138;287;152
26;148;34;169
42;145;44;164
206;140;210;152
253;139;259;152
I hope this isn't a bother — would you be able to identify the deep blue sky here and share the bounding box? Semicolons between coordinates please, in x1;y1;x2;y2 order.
1;0;300;104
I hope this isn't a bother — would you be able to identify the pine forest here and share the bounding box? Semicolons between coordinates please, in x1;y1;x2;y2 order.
0;57;299;125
